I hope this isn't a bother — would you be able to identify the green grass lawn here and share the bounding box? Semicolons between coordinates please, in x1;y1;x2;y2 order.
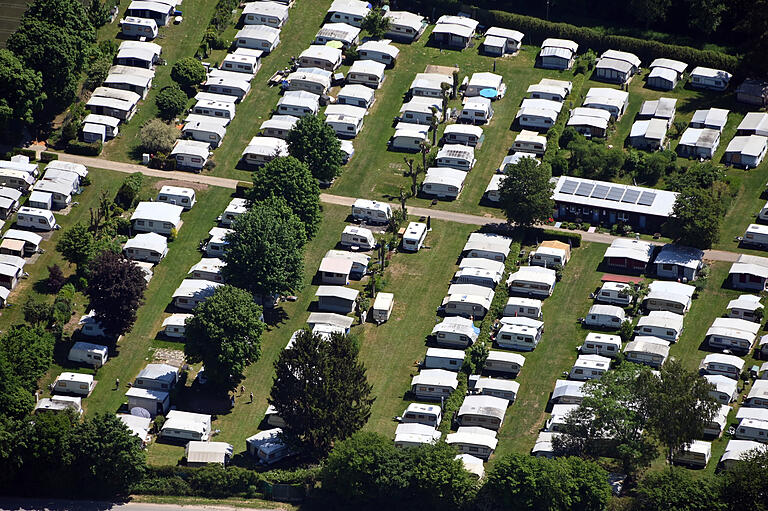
19;172;234;429
98;0;220;161
147;204;477;464
494;242;607;456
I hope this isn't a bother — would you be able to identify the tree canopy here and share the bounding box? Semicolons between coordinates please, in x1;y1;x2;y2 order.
720;446;768;510
666;186;723;249
484;453;612;511
248;156;322;240
286;114;345;183
0;50;44;130
361;7;390;39
635;468;724;511
222;197;306;299
155;84;188;121
85;251;147;338
184;285;264;392
269;330;374;459
498;157;554;227
0;325;55;391
140;119;180;155
56;223;94;270
171;57;207;89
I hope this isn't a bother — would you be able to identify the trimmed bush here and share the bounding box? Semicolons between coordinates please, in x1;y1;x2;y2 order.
66;140;102;156
40;151;58;162
16;148;36;160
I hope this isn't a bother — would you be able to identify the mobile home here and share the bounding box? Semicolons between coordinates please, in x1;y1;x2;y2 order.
241;0;289;28
442;283;494;319
327;0;369;26
635;311;684;342
453;267;502;289
314;22;361;47
357;39;399;66
241;136;289;166
581;332;622;358
506;266;557;298
700;353;745;380
187;258;225;283
443;124;483;147
569;354;611;380
259;115;298;139
421;167;466;200
411;369;459;401
246;428;292;465
384;10;426;42
483;27;523;56
463;233;512;262
495;319;543;351
161;411;211;442
512;130;547;154
643;281;695;315
539;38;579;70
503;297;542;319
459;97;494;125
690;66;732;91
446;426;498;460
234;25;281;53
706;374;739;404
123;232;168;263
431;15;478;50
394;423;441;448
131;202;183;235
121;16;158;39
162;313;192;339
706;317;760;352
624;337;670;368
647;58;687;90
347;60;386;89
672;440;712;468
314;285;359;314
653;244;704;281
595;281;633;306
727;294;764;322
402;403;442;428
298;45;342;71
172;279;223;310
458;395;508;430
126;387;169;416
530;241;570;267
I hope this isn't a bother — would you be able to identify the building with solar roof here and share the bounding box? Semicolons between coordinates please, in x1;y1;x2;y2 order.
551;176;677;232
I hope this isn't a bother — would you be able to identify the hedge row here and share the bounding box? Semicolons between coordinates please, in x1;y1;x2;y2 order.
526;228;583;248
40;152;58;162
479;9;739;72
66;140;102;156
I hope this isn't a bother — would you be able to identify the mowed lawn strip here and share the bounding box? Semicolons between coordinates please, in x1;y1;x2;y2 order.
99;0;221;161
494;242;606;457
205;0;334;176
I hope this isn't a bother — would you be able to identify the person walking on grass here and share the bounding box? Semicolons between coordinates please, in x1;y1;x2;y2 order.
249;392;254;403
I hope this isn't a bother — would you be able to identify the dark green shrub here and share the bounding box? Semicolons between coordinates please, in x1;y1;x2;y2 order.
66;140;102;156
40;152;58;162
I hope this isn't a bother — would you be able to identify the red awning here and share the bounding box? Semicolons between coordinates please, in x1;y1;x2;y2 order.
601;274;644;284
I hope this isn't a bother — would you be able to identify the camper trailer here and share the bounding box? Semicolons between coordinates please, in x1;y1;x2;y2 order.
424;347;465;371
583;304;626;329
121;16;158;39
161;411;212;442
68;342;109;368
700;353;745;379
402;403;442;428
162;313;192;339
340;225;376;250
580;332;622;358
727;295;764;322
624;337;670;368
595;281;633;306
458;395;509;430
495;321;543;351
706;317;760;352
446;427;498;461
503;297;543;319
402;222;427;252
351;199;392;225
53;372;95;396
483;351;526;376
530;241;570;267
643;281;695;315
672;440;712;468
569;354;611;380
394;423;441;448
431;316;480;348
157;186;196;210
442;283;494;319
371;292;394;323
16;207;58;231
246;428;293;465
453;267;503;289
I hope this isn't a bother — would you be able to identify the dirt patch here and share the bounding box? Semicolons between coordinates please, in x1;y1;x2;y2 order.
152;348;186;368
154;179;209;192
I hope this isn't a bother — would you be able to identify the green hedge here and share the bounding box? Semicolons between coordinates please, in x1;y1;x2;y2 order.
40;152;59;162
13;148;37;160
482;10;739;72
66;140;102;156
538;228;582;248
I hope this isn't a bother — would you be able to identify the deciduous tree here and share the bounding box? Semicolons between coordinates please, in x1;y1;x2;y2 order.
0;325;55;390
666;187;722;249
171;57;207;89
720;446;768;510
139;119;179;154
361;7;390;39
85;251;147;338
56;223;94;271
0;50;44;130
184;285;264;392
286;114;344;183
269;330;374;459
222;197;306;299
635;468;724;511
71;413;146;496
155;84;188;121
498;157;554;227
248;156;322;240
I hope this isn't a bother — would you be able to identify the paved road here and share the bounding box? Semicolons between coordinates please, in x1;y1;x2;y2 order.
54;153;744;263
0;498;279;511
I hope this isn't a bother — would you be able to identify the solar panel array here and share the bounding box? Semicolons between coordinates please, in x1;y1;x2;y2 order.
557;179;657;206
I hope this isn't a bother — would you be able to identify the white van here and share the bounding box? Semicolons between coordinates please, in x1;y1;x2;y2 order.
351;199;392;225
340;225;376;250
16;206;58;231
68;342;109;368
402;222;427;252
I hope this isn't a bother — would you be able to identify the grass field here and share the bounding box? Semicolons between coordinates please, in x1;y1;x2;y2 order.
147;204;478;464
13;170;235;427
98;0;220;161
495;242;607;455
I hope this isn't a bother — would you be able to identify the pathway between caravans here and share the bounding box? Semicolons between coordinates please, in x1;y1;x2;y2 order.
52;153;742;263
